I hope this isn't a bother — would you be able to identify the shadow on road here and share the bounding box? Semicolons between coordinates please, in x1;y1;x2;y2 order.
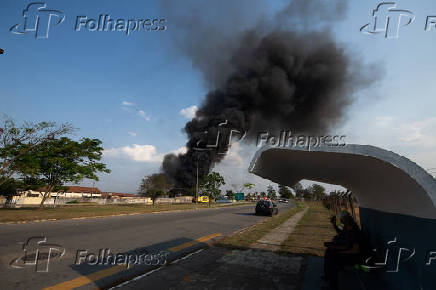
232;212;257;216
64;236;210;289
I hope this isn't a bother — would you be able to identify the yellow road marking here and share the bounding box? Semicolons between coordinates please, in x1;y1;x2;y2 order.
43;265;125;290
168;233;222;252
43;233;222;290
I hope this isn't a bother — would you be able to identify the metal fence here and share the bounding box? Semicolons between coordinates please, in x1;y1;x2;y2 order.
323;191;359;224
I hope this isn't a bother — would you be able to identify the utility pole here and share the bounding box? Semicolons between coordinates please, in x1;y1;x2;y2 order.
196;157;199;203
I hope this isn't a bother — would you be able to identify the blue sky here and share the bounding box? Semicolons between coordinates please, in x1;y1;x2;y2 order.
1;0;435;193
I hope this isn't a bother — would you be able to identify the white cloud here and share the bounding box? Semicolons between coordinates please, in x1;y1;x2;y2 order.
374;116;395;127
214;143;278;193
224;142;244;166
137;110;151;121
398;117;436;148
179;105;198;119
128;131;137;137
104;144;162;163
408;150;436;174
343;116;436;172
345;116;436;148
120;101;150;122
104;145;186;163
172;146;187;155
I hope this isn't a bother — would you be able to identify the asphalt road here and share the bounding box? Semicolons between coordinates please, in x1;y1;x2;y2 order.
0;202;293;290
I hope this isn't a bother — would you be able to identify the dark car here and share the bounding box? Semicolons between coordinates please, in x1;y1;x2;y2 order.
255;200;278;216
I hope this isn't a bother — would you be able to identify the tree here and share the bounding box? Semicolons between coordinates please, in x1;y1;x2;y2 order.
278;184;293;199
0;117;73;185
292;182;305;199
295;190;302;199
138;173;168;204
0;177;22;200
245;192;255;201
243;183;255;192
200;172;225;205
291;182;303;192
310;184;326;201
16;137;110;207
301;188;312;200
225;189;234;200
267;185;277;199
231;183;255;194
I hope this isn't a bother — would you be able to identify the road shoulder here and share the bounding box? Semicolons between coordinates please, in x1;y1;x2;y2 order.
0;202;252;224
115;202;309;289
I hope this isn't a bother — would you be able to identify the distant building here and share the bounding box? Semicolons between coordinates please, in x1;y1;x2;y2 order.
104;192;137;199
31;186;102;198
11;187;138;206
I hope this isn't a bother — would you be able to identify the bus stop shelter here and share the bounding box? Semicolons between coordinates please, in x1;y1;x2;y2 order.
249;144;436;289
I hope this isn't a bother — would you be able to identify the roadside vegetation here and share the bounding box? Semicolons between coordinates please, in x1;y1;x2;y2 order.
138;171;227;204
216;202;306;249
0;117;110;207
280;201;336;256
0;202;252;223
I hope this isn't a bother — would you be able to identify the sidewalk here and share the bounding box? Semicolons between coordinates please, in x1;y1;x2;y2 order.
281;202;341;289
251;207;309;251
121;247;304;290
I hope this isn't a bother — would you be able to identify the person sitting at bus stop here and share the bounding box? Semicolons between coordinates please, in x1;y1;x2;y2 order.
323;211;363;289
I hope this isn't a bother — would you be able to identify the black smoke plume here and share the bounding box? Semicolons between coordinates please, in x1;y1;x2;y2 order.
161;0;373;190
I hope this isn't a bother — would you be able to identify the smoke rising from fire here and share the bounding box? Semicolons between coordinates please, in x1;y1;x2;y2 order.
160;0;374;189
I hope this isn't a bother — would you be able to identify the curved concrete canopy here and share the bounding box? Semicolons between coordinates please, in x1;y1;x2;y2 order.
249;144;436;219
